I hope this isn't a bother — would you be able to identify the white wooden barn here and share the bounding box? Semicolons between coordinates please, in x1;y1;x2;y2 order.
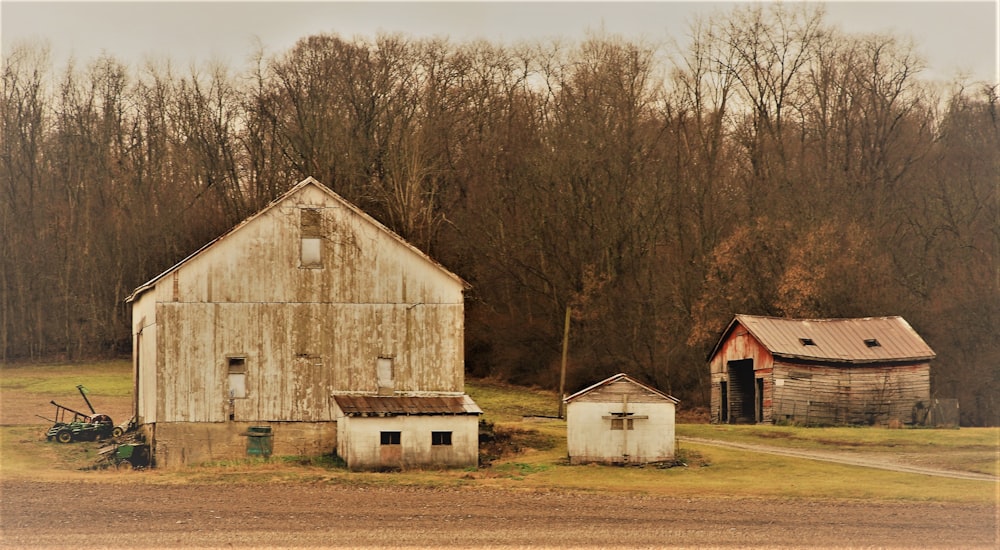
564;373;679;465
126;177;480;469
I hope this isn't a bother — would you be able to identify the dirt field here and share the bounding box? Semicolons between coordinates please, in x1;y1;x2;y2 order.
1;480;996;549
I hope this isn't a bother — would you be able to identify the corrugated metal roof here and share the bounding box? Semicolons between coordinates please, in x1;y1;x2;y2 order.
727;314;935;364
564;373;679;404
332;394;482;417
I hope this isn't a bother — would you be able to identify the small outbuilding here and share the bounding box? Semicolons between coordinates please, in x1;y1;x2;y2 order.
564;373;680;465
708;315;935;426
332;394;482;471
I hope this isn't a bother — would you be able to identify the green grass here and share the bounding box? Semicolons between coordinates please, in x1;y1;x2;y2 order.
679;423;1000;476
1;361;997;504
466;379;559;422
0;360;133;397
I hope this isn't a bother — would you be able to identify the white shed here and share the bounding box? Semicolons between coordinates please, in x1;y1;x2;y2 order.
332;394;481;471
564;373;679;465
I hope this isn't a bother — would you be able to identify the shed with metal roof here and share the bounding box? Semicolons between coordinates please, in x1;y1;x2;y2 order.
708;315;935;426
332;394;481;470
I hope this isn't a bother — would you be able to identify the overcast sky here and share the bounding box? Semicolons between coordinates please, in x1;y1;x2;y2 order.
2;1;997;86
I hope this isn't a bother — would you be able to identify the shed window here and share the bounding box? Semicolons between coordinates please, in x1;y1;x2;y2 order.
864;338;881;348
431;431;452;446
380;431;401;445
799;338;816;346
611;418;634;430
227;357;247;399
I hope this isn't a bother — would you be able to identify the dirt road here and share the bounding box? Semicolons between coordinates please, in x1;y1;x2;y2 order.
1;480;996;549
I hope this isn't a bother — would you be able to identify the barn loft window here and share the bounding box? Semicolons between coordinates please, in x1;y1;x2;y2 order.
799;338;816;346
300;208;323;268
380;431;401;445
431;431;452;446
864;338;881;348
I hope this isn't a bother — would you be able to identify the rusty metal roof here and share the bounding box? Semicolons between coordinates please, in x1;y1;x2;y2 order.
717;315;936;364
332;394;482;417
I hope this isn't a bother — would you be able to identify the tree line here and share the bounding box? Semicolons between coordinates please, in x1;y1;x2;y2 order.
2;4;996;424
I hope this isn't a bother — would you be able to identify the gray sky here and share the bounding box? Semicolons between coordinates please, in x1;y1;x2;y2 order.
2;1;997;86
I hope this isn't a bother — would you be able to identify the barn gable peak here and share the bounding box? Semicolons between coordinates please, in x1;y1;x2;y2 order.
126;176;467;303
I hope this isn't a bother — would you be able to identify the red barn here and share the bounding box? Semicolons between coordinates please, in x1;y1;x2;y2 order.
708;315;935;426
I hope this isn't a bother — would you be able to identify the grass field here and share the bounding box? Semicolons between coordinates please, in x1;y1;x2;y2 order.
1;360;997;504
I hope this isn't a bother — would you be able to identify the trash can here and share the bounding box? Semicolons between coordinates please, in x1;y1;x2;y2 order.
246;426;272;458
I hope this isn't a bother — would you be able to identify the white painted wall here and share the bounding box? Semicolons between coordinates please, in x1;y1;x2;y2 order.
566;400;676;464
337;415;479;470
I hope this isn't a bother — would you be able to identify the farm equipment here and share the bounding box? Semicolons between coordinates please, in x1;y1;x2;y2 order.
96;441;151;470
39;385;123;444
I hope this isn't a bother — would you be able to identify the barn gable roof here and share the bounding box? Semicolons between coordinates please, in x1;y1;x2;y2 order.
564;373;679;404
332;394;482;417
711;314;936;364
126;176;468;303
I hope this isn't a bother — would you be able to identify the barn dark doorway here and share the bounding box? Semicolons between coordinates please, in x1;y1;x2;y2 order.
727;359;756;424
719;381;729;423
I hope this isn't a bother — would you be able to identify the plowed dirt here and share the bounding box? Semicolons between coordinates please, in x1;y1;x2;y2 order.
1;480;996;549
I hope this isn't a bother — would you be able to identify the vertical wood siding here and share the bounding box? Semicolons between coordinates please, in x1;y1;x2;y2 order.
772;362;930;425
141;182;466;425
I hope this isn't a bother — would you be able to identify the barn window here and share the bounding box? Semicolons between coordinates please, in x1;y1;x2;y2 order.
380;431;401;445
227;357;247;399
300;208;323;268
799;338;816;346
610;418;634;430
376;357;394;393
864;338;881;348
431;431;452;446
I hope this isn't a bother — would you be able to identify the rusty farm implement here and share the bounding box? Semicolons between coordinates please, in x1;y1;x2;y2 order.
38;384;123;444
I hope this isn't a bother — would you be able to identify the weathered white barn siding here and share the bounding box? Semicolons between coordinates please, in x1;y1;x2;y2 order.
153;302;463;422
565;374;679;465
127;177;474;468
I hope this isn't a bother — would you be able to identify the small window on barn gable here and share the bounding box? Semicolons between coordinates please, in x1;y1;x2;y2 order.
864;338;881;348
380;431;401;445
799;338;816;346
300;208;323;268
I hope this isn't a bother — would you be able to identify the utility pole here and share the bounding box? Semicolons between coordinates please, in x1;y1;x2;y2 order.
558;306;570;419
